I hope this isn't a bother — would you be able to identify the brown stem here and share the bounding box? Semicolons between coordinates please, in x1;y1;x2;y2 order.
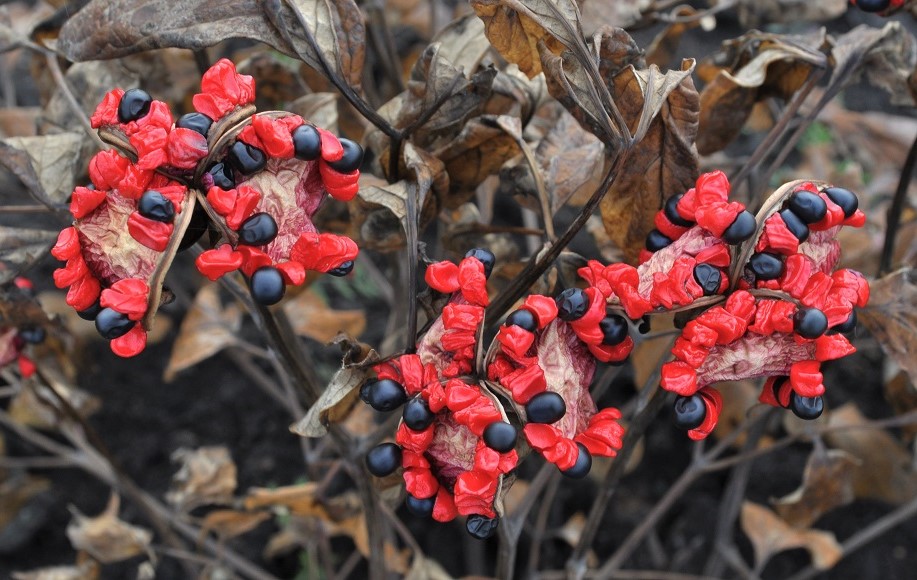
879;129;917;276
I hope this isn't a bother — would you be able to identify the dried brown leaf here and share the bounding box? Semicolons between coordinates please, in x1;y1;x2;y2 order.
0;133;83;206
0;108;39;138
600;60;699;263
830;22;917;107
283;289;365;343
8;383;100;431
740;501;842;571
0;472;51;532
66;495;153;564
12;561;100;580
773;449;858;528
859;268;917;383
199;509;270;540
645;7;702;70
167;446;237;510
405;555;453;580
435;115;518;195
533;104;604;209
0;226;58;286
164;284;241;382
735;0;847;27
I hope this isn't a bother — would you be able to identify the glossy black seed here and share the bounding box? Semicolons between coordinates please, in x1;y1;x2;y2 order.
787;191;827;224
466;514;499;540
664;193;693;227
748;252;784;280
18;325;46;345
831;310;857;334
360;379;408;412
292;124;322;160
405;494;435;517
95;308;135;340
562;443;592;479
328;261;354;277
793;307;828;339
506;309;537;332
599;315;628;346
77;301;103;321
525;392;566;424
772;376;790;408
249;266;285;305
779;209;809;243
328;138;364;173
403;397;435;431
138;190;175;223
790;392;824;420
229;141;266;175
645;229;672;252
824;187;858;218
722;210;756;244
117;88;152;123
366;443;402;477
483;422;517;453
464;248;495;277
556;288;588;321
237;212;278;246
638;316;651;334
673;394;706;430
178;206;209;251
175;112;213;137
208;162;235;190
856;0;891;13
693;263;722;296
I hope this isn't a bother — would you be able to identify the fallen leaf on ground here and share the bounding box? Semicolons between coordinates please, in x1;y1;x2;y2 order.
66;495;153;564
859;268;917;384
773;449;858;528
164;284;241;382
740;501;842;571
167;446;237;510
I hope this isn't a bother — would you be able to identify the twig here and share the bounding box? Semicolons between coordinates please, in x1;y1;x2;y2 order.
878;129;917;276
43;51;105;150
497;462;558;578
525;469;562;577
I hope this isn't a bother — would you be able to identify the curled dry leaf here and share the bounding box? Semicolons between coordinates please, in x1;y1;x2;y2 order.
0;226;60;286
696;30;827;155
66;495;153;564
740;501;842;571
167;446;238;510
859;268;917;383
283;289;366;343
198;509;270;540
735;0;847;28
11;561;100;580
434;115;518;195
405;555;452;580
830;22;917;107
8;383;101;431
823;403;917;505
163;284;241;382
773;449;858;529
0;133;83;206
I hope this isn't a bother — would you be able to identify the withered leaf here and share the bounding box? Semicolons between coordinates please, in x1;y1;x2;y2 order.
824;403;917;505
291;349;379;437
830;22;917;107
600;60;699;263
645;7;703;70
0;471;51;532
167;446;238;510
0;133;83;206
533;104;604;209
66;495;153;564
433;14;491;75
740;501;842;571
860;268;917;383
434;115;518;196
697;30;827;155
199;510;270;540
11;561;100;580
163;284;241;382
471;0;583;78
405;554;453;580
773;449;858;529
9;382;101;431
735;0;847;28
0;226;59;285
283;289;366;343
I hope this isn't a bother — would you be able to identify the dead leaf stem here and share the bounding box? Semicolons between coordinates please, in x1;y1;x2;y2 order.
879;129;917;276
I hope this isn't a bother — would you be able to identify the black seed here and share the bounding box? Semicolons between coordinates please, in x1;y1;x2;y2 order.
405;494;435;517
175;112;213;137
673;394;706;430
328;261;354;277
772;376;790;408
645;229;672;252
249;266;285;305
525;392;566;424
138;190;175;223
638;316;651;334
403;397;435;431
483;422;517;453
360;378;408;412
178;206;209;251
722;210;756;244
779;209;809;243
328;138;364;173
18;325;46;345
292;124;322;160
229;141;266;175
237;212;278;246
831;310;857;334
793;307;828;339
506;309;537;332
366;443;401;477
562;443;592;479
78;301;103;321
664;193;693;227
466;514;499;540
556;288;588;321
824;187;858;218
464;248;495;277
208;162;235;190
599;315;628;346
748;252;784;280
95;308;135;340
856;0;891;13
790;392;824;420
117;88;152;123
788;191;827;224
693;263;722;296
